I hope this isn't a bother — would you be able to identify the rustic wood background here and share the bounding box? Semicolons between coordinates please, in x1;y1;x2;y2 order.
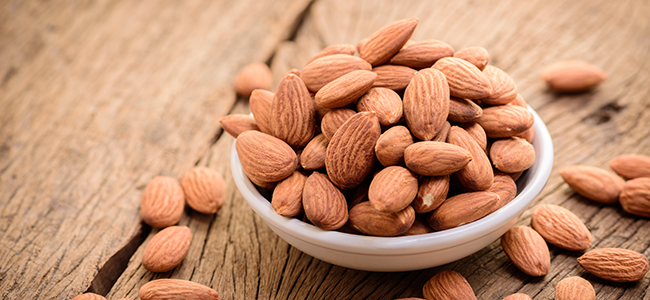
1;0;649;299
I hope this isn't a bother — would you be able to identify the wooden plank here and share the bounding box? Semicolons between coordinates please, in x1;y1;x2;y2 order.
0;0;312;299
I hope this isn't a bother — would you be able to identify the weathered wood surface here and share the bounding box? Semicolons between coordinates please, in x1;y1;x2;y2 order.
2;0;650;299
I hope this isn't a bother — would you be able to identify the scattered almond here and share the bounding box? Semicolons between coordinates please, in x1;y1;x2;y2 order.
181;167;226;214
609;154;650;179
577;248;649;282
501;225;550;277
541;60;607;93
502;293;532;300
72;293;106;300
560;165;625;204
142;226;192;273
555;276;595;300
139;279;219;300
234;62;272;97
619;177;650;217
530;204;592;251
422;270;477;300
140;176;185;228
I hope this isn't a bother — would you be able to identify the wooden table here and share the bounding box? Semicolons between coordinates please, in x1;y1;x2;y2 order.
1;0;649;299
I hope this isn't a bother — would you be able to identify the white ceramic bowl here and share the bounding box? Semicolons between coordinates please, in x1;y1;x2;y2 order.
231;107;553;272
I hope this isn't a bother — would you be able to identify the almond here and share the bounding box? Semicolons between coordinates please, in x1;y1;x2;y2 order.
270;74;315;148
139;279;219;300
490;137;536;173
359;18;418;66
577;248;649;282
448;96;483;123
404;141;472;176
413;175;450;213
375;125;414;166
502;293;532;300
480;65;518;105
219;114;259;138
402;215;435;236
357;87;403;126
301;54;372;92
454;46;489;71
432;57;492;99
181;167;226;214
249;89;274;135
487;172;518;213
403;68;450;140
300;134;328;171
314;70;376;109
460;122;487;152
235;130;297;185
477;105;534;138
325;112;381;190
609;154;650;179
515;126;535;144
72;293;106;300
272;171;308;217
501;225;550;277
307;44;357;64
555;276;595;300
368;166;418;212
541;60;607;93
320;108;356;140
348;201;415;236
142;226;191;272
140;176;185;228
448;126;494;191
433;121;451;143
511;93;528;108
560;165;625;204
390;39;454;69
531;204;592;251
302;172;348;230
234;62;272;97
428;191;498;230
619;177;650;217
422;270;477;300
372;65;416;91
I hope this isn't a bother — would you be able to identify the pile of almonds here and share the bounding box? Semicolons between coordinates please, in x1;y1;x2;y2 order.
224;18;537;237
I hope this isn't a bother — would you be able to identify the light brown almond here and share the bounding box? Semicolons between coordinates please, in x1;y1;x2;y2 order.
531;204;592;251
555;276;595;300
454;46;489;71
448;96;483;123
301;54;372;92
234;62;272;97
619;177;650;217
560;165;625;204
368;166;418;212
300;134;328;171
448;126;494;190
460;122;487;152
577;248;649;282
480;65;518;105
432;121;451;143
490;137;536;173
541;60;607;93
72;293;106;300
432;57;492;99
140;176;185;228
501;225;550;277
315;70;376;109
477;105;534;138
515;126;535;144
422;270;477;300
375;125;414;167
511;93;528;108
325;112;381;190
357;87;403;126
404;141;472;176
307;44;357;64
413;175;450;213
359;18;419;66
249;89;274;135
270;74;315;148
390;39;454;69
140;279;219;300
320;108;356;140
402;215;435;236
502;293;532;300
609;154;650;179
487;172;518;213
272;171;308;217
302;172;348;230
142;226;191;272
235;130;297;185
372;65;417;91
403;68;450;140
428;191;498;230
181;167;225;214
219;114;259;138
348;201;415;236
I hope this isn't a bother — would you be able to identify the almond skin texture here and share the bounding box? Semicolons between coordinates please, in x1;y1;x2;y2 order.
234;62;272;97
320;108;356;140
480;65;518;105
249;89;274;134
432;57;492;99
302;172;348;230
541;60;607;93
403;68;450;141
307;44;357;64
560;165;625;204
448;96;483;123
139;279;219;300
219;114;259;138
555;276;595;300
368;166;418;212
390;39;455;69
236;130;297;185
357;87;403;126
315;70;377;109
72;293;106;300
577;248;649;282
270;74;315;148
490;137;536;173
609;154;650;179
142;226;192;273
272;171;308;217
501;225;550;277
531;204;592;251
181;167;226;214
460;122;487;152
404;141;472;176
502;293;532;300
422;270;477;300
413;175;450;213
325;112;381;190
619;177;650;217
301;54;372;92
375;125;414;166
372;65;416;91
359;18;418;66
477;105;534;138
433;121;451;143
300;134;328;171
348;202;415;236
428;191;498;230
487;172;517;213
140;176;185;228
454;46;489;71
448;126;494;191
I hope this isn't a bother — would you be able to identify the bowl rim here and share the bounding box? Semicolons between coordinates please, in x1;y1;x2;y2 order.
231;106;553;255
